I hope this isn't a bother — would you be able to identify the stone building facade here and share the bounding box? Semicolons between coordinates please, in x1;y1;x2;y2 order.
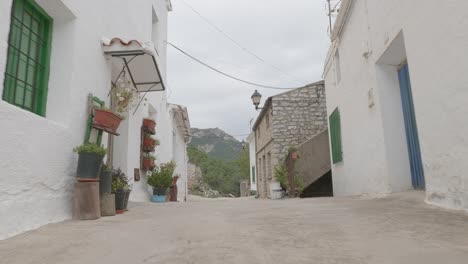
252;81;328;198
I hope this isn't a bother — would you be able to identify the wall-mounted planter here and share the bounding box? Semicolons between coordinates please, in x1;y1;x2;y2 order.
77;153;104;180
151;188;168;203
143;118;156;134
142;158;155;171
143;137;156;152
94;109;123;134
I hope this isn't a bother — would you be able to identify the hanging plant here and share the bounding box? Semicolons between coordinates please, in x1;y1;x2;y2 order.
112;70;138;118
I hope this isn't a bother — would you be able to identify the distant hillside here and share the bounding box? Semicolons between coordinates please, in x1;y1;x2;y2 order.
189;128;242;162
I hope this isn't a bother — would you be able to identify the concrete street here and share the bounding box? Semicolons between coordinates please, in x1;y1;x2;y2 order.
1;191;468;264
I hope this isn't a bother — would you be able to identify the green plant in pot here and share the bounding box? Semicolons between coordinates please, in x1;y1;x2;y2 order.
147;161;176;203
288;146;299;160
100;163;113;194
73;143;107;180
112;168;131;213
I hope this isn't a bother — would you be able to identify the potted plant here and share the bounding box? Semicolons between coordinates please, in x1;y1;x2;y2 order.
73;143;107;181
143;135;158;152
112;168;130;214
113;77;137;117
147;161;176;203
93;106;123;134
100;163;113;194
288;146;299;160
142;154;156;170
143;118;156;134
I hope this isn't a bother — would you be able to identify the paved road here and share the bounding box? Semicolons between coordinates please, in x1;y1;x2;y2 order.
1;191;468;264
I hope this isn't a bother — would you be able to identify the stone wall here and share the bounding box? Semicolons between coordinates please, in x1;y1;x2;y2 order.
272;81;328;162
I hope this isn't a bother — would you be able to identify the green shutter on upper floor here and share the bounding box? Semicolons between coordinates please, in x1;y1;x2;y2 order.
3;0;53;116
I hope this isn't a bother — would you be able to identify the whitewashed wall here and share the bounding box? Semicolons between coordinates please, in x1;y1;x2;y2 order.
0;0;172;240
246;133;257;191
324;0;468;211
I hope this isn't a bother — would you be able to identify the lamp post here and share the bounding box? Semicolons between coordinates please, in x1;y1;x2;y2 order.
251;90;262;110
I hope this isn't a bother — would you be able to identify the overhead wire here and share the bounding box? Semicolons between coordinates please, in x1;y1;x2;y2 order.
166;41;299;90
177;0;307;86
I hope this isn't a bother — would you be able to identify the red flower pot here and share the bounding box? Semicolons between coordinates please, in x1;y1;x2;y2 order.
291;151;299;160
143;119;156;134
94;109;122;133
142;158;155;170
143;137;156;152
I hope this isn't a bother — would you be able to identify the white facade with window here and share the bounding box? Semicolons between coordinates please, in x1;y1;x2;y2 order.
324;0;468;211
0;0;191;240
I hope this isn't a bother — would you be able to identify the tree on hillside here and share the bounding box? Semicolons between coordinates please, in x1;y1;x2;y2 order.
187;146;250;197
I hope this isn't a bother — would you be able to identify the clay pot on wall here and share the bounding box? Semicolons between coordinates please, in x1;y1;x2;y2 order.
143;137;156;152
142;158;155;171
143;118;156;134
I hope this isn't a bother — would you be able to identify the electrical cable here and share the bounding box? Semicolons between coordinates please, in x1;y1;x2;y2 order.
167;41;299;90
177;0;307;86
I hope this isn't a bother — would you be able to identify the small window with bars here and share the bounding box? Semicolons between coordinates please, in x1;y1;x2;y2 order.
3;0;53;116
329;108;343;164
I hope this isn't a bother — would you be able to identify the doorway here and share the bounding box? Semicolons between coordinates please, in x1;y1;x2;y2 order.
398;64;425;189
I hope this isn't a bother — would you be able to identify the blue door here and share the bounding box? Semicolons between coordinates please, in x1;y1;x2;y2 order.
398;64;425;189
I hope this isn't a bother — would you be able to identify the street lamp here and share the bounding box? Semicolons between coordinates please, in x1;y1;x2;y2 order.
251;90;262;110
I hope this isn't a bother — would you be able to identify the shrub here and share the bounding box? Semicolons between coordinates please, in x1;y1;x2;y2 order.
73;143;107;156
274;164;289;190
147;161;176;189
112;168;130;192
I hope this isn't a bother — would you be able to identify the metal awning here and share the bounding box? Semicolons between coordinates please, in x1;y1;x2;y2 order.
102;37;165;92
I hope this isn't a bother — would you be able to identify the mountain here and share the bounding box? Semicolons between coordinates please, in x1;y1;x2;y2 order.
189;128;242;162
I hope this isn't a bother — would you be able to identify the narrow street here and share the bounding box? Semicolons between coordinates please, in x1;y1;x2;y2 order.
1;191;468;264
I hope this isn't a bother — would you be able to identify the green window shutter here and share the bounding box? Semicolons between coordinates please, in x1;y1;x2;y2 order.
251;166;256;183
3;0;53;116
329;108;343;163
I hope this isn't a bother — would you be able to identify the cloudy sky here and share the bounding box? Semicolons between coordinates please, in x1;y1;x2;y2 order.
167;0;332;140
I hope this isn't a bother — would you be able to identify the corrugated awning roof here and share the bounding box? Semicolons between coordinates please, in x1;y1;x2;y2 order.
102;37;165;92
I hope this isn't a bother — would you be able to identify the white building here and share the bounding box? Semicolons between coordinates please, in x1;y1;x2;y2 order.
246;132;257;192
0;0;190;240
324;0;468;211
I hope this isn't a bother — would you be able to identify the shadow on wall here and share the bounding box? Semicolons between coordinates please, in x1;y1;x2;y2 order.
300;170;333;198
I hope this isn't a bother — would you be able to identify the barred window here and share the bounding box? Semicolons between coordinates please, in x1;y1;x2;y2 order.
3;0;53;116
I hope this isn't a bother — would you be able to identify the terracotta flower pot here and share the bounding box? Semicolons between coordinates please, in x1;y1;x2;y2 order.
291;151;299;160
143;137;156;152
94;109;122;133
143;118;156;134
142;158;155;170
